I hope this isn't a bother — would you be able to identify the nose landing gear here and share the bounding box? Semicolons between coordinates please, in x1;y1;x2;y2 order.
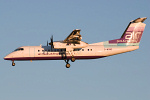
12;61;15;66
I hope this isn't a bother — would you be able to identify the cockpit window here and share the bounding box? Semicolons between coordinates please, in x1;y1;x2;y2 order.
14;48;24;51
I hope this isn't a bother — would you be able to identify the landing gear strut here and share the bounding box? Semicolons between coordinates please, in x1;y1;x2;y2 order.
12;61;15;66
65;59;70;68
68;50;75;62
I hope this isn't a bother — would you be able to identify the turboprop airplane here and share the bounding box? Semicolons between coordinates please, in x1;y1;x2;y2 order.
4;17;147;68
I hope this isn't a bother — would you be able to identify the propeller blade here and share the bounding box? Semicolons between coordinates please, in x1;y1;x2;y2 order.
49;35;53;45
49;35;54;50
47;40;48;46
51;35;53;44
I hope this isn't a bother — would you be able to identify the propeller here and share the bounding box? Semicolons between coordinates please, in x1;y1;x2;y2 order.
49;35;54;49
47;40;48;46
49;36;53;45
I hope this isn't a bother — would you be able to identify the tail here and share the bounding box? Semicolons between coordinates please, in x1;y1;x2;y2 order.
109;17;147;46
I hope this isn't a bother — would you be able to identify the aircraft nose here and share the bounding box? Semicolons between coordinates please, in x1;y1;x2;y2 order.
4;55;9;60
4;54;12;60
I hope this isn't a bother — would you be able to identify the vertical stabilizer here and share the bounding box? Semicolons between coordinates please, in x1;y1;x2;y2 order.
109;17;147;45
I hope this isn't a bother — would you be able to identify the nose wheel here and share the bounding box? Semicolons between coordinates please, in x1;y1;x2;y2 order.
12;61;15;66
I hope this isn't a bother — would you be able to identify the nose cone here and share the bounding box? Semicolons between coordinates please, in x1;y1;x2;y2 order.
4;54;12;60
4;55;9;60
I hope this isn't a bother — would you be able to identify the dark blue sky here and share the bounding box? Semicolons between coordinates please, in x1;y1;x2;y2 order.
0;0;150;100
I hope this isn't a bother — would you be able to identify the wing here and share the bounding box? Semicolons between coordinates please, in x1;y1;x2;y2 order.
63;29;82;44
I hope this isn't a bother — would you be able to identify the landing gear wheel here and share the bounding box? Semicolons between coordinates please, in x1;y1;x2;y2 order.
65;59;71;68
12;62;15;66
71;57;75;62
66;63;70;68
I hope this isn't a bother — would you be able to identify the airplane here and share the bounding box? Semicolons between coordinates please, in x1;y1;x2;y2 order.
4;17;147;68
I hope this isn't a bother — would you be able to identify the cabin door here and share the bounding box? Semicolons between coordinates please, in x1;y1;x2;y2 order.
29;48;35;57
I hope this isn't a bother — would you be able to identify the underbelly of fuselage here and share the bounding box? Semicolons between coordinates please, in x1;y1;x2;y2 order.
4;55;106;61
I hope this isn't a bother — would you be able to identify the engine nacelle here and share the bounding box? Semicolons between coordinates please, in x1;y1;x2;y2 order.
53;41;88;49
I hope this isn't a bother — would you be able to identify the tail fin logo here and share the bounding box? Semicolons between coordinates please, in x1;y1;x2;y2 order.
125;31;142;43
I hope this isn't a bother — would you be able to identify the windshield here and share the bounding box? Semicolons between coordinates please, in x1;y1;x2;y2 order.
14;48;24;51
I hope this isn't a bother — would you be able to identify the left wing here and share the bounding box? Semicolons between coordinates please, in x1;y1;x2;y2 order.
63;29;82;44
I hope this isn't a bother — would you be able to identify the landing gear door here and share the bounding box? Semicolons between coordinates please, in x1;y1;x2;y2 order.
29;48;35;57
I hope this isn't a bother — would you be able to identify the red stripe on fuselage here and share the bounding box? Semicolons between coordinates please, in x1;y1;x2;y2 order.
4;56;106;61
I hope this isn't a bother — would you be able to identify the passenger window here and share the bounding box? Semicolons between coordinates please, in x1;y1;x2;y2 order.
82;49;84;51
62;49;66;52
74;48;81;51
91;49;92;51
88;49;89;51
38;50;40;52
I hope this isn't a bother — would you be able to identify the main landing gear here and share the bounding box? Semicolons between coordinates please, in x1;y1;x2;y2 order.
12;61;15;66
65;59;70;68
65;56;76;68
71;56;75;62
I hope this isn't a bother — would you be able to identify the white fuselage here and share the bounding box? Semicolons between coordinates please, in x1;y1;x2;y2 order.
4;42;139;61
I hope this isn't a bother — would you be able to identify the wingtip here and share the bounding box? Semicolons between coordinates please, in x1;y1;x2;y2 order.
131;17;147;23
